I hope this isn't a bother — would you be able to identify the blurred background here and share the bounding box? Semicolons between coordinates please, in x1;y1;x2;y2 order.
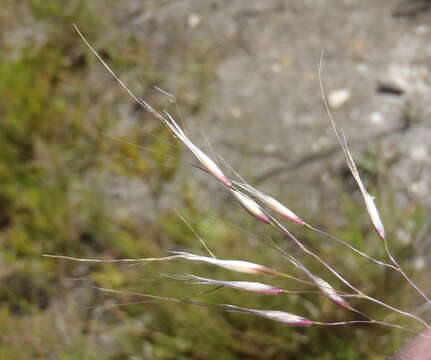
1;1;431;359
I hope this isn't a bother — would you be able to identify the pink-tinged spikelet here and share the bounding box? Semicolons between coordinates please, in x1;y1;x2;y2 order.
320;63;386;241
362;192;385;241
162;112;233;188
229;189;272;224
337;132;386;241
172;252;281;276
234;182;305;225
348;159;385;240
181;275;284;295
312;276;350;308
223;305;314;326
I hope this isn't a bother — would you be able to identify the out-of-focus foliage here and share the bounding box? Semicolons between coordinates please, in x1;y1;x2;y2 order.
0;1;428;359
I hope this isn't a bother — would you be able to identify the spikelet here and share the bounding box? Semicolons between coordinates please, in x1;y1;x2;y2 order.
163;112;233;188
223;305;314;326
343;137;385;240
319;56;386;241
229;189;272;224
178;275;284;295
362;191;385;241
172;252;281;275
234;182;305;225
312;276;350;308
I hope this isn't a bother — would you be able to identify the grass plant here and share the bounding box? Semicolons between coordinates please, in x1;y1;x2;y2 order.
42;25;431;358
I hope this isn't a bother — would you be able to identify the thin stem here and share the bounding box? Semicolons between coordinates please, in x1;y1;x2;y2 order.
174;209;217;259
316;320;429;338
43;254;183;263
94;287;237;312
383;239;431;306
305;224;397;270
183;285;225;300
270;218;430;329
95;287;428;336
74;25;147;111
278;272;327;288
269;234;366;307
318;52;431;319
83;300;161;311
